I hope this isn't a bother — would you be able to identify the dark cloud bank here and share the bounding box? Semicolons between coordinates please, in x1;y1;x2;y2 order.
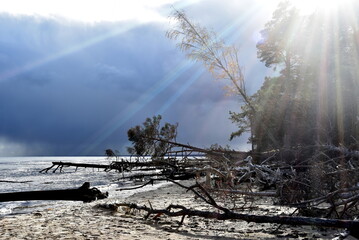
0;11;270;156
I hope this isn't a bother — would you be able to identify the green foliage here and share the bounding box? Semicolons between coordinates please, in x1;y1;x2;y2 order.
257;1;302;76
228;110;250;141
105;149;119;160
251;1;359;152
250;76;317;152
127;115;178;158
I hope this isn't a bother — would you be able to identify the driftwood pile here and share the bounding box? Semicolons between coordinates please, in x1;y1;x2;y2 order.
262;145;359;219
109;180;359;236
38;139;359;235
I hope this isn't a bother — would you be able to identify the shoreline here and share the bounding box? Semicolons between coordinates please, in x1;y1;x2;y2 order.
0;180;344;239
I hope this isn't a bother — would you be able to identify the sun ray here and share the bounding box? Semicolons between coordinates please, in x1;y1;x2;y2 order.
0;23;138;83
289;0;355;15
157;68;205;115
79;60;196;155
78;4;268;154
0;0;181;23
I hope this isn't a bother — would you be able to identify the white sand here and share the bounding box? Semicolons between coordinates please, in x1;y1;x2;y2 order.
0;180;344;239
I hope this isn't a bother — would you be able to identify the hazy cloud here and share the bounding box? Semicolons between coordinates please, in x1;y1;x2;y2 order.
0;1;274;156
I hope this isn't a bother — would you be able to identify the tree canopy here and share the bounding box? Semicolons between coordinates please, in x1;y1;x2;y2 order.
167;1;359;154
127;115;178;158
252;1;359;152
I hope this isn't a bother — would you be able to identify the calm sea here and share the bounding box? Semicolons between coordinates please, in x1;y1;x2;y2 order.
0;156;163;216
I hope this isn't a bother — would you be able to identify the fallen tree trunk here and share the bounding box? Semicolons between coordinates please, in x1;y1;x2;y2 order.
39;162;113;173
121;172;196;181
0;180;33;183
39;161;186;173
109;203;359;235
212;188;278;197
145;136;248;159
0;182;108;203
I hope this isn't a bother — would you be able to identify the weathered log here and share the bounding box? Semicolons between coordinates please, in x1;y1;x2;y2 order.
121;171;196;181
0;182;108;203
145;136;248;159
39;161;185;173
39;161;125;173
0;180;33;183
110;203;359;235
212;188;278;197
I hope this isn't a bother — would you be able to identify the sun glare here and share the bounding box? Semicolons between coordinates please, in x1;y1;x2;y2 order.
289;0;354;14
0;0;181;23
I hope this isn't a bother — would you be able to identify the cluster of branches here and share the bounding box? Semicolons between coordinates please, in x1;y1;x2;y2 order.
99;178;359;237
98;143;358;238
203;144;359;220
274;146;359;218
124;118;359;221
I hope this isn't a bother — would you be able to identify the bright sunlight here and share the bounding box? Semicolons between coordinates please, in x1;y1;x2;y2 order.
0;0;180;23
289;0;354;14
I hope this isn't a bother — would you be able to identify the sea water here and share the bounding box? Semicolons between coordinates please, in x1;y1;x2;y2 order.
0;156;160;216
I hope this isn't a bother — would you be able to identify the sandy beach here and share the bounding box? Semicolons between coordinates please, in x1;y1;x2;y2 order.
0;180;346;240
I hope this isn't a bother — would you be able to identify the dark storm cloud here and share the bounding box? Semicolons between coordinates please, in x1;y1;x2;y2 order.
0;3;272;156
0;15;180;155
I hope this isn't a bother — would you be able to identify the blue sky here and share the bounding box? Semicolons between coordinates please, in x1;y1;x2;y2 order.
0;0;279;156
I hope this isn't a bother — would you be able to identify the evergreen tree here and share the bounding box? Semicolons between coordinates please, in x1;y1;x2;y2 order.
127;115;178;158
253;1;359;152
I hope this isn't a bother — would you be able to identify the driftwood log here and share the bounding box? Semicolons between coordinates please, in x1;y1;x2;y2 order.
0;182;108;203
0;180;33;183
109;202;359;234
40;161;124;173
39;161;155;173
39;160;192;174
